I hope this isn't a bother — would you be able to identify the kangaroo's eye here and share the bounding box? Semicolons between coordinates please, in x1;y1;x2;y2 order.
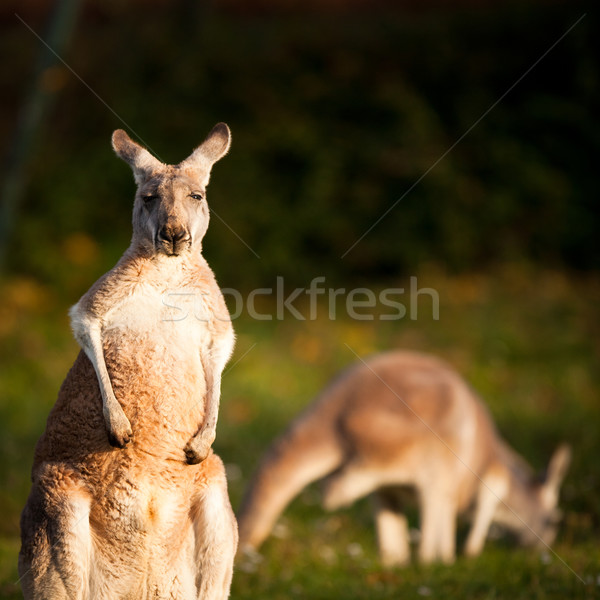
143;194;158;203
190;193;204;201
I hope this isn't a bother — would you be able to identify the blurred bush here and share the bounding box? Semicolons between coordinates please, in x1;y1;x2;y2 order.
1;0;597;292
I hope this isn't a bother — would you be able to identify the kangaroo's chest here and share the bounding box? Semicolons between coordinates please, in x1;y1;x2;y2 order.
103;283;214;349
100;284;214;416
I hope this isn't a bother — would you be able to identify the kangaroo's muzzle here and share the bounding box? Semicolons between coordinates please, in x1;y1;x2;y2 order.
156;225;190;256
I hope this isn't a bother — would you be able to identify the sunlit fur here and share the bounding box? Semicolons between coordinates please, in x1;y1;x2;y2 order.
19;125;238;599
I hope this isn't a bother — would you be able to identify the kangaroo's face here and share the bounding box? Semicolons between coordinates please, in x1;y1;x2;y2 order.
495;444;571;548
112;124;231;256
495;485;563;548
134;167;209;256
524;492;563;548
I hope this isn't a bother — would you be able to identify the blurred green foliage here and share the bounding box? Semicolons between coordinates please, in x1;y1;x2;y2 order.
1;1;598;290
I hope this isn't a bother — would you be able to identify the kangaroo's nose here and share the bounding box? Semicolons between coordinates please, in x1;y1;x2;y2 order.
158;226;187;244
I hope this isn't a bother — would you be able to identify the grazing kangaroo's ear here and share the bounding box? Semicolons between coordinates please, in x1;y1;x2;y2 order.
112;130;163;184
179;123;231;173
541;444;572;507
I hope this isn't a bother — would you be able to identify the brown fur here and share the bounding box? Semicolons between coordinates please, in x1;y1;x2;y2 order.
237;351;571;565
19;125;238;599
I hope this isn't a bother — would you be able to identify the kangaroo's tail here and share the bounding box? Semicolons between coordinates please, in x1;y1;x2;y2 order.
237;384;347;552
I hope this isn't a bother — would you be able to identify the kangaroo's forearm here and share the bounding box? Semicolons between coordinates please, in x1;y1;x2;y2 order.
70;307;132;447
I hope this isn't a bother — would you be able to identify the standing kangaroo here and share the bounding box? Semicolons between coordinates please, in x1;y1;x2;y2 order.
237;351;571;565
19;124;237;599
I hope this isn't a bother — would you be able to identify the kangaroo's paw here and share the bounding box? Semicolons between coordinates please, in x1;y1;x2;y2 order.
106;406;133;449
184;429;215;465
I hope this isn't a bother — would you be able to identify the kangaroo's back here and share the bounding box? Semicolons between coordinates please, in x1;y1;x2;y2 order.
32;351;109;471
338;352;498;479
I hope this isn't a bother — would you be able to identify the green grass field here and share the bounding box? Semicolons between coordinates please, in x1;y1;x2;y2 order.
0;265;598;599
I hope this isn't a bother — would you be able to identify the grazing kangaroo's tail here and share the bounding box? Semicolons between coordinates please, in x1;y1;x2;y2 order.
237;391;345;552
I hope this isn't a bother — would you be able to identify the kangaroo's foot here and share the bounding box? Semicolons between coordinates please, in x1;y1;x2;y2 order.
184;428;215;465
105;402;133;448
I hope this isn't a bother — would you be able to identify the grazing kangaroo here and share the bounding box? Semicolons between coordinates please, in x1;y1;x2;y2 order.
19;124;237;599
237;351;571;566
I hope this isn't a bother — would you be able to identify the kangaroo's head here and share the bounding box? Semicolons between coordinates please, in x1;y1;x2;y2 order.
495;444;571;548
112;123;231;257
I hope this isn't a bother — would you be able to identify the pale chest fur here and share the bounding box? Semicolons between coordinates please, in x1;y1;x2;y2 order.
102;281;214;351
95;262;227;440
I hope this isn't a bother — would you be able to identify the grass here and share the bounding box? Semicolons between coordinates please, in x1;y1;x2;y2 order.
0;264;598;598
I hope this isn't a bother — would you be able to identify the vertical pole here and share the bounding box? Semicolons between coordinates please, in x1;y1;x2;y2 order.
0;0;83;269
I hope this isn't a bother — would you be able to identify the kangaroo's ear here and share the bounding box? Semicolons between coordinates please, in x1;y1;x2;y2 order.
541;444;572;507
112;130;163;184
179;123;231;176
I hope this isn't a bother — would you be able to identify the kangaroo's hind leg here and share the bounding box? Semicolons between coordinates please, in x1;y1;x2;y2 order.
19;473;92;600
191;453;238;600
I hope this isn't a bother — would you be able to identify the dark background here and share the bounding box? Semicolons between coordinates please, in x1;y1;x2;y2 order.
1;0;597;293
